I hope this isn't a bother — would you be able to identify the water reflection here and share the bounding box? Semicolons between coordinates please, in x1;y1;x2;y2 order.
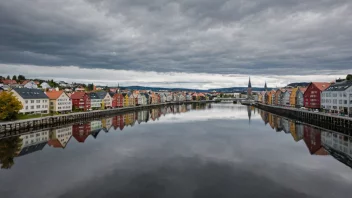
0;104;352;198
258;109;352;168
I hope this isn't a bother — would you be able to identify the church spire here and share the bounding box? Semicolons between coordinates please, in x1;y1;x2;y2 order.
264;81;267;91
248;77;252;88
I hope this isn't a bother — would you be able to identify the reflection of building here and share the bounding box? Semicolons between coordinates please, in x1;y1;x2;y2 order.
90;120;102;138
137;110;148;124
303;126;328;155
268;114;275;129
321;131;352;168
290;122;304;142
282;118;290;134
72;123;91;143
48;126;73;149
275;117;283;132
247;106;251;124
112;115;125;130
18;131;49;156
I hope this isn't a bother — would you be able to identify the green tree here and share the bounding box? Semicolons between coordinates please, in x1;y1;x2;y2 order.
6;75;10;80
347;74;352;81
12;75;17;81
87;83;94;91
0;92;23;120
18;75;26;81
0;136;22;169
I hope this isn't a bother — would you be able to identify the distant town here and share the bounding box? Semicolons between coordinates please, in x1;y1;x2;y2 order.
0;74;351;120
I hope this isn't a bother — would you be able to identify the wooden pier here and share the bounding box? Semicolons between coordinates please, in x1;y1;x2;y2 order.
254;103;352;134
0;101;213;135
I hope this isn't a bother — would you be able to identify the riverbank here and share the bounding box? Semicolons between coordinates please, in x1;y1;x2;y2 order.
254;103;352;134
0;101;213;133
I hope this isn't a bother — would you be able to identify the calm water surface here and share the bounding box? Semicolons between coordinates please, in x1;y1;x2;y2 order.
0;103;352;198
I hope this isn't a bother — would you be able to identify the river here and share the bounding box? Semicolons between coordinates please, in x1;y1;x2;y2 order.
0;103;351;198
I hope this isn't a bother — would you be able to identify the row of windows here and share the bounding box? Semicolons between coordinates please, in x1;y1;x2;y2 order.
322;92;352;97
58;106;71;110
322;99;350;104
58;98;70;101
58;102;71;105
25;105;48;110
25;100;48;104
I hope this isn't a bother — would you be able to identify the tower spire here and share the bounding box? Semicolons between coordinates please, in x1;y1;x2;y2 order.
264;81;267;91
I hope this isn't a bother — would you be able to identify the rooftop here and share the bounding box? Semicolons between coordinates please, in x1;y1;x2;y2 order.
324;80;352;92
45;90;64;99
13;88;49;99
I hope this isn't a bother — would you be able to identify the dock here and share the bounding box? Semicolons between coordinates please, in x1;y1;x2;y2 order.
254;103;352;134
0;101;213;135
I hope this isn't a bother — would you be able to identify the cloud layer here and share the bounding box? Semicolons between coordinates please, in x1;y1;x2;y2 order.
1;0;352;77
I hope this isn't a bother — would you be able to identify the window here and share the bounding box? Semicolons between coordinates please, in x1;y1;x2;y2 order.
25;100;28;104
344;100;347;104
26;106;28;110
31;100;34;103
339;100;342;104
37;105;41;108
43;100;46;103
50;102;53;105
36;100;40;103
31;106;34;109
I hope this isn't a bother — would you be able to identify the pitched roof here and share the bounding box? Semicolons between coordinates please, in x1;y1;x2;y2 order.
96;91;108;99
1;80;17;85
13;88;49;99
45;90;64;99
299;87;307;93
89;92;99;99
311;82;331;91
324;80;352;92
71;92;86;99
21;80;30;85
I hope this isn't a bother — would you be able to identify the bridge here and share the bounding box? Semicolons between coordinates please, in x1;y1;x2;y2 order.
215;98;247;103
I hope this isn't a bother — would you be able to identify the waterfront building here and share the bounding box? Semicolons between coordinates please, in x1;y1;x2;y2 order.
96;91;112;108
89;92;101;109
275;89;283;105
112;115;125;130
304;82;330;109
11;88;49;114
282;89;292;106
290;87;299;107
112;92;124;108
296;87;306;108
185;93;192;101
71;92;91;111
122;93;129;107
45;90;72;113
321;80;352;116
17;131;49;156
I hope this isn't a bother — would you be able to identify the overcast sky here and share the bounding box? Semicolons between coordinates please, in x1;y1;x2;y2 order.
1;0;351;88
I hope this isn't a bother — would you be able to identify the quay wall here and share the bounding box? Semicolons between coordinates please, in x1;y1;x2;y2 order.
254;103;352;135
0;101;212;135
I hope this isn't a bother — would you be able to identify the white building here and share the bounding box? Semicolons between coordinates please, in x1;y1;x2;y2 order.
23;81;38;89
40;82;51;89
45;90;72;113
96;92;112;108
48;126;72;148
137;93;147;105
321;80;352;116
321;131;352;158
11;88;49;114
89;92;101;109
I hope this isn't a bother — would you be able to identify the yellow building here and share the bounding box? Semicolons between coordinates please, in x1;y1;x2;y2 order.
258;94;263;103
290;87;299;107
123;93;129;107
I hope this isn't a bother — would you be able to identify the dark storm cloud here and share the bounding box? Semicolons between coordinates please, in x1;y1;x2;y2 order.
0;0;351;75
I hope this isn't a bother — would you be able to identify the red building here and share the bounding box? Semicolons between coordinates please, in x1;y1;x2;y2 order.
303;126;328;155
112;115;124;130
71;92;91;111
112;93;124;108
72;123;91;143
304;82;330;109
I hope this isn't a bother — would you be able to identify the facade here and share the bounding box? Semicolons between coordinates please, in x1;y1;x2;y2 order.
40;82;51;89
289;87;299;107
128;92;135;106
321;80;352;116
96;92;112;108
113;93;124;108
304;82;330;109
22;80;38;89
321;131;352;159
282;89;291;106
274;89;283;105
71;92;91;111
45;91;72;113
296;87;306;108
123;93;129;107
11;88;49;114
89;92;101;109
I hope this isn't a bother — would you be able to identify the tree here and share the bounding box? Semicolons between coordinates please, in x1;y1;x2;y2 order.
87;83;94;91
0;92;23;120
18;75;26;81
0;136;22;169
12;75;17;81
6;75;10;80
347;74;352;81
